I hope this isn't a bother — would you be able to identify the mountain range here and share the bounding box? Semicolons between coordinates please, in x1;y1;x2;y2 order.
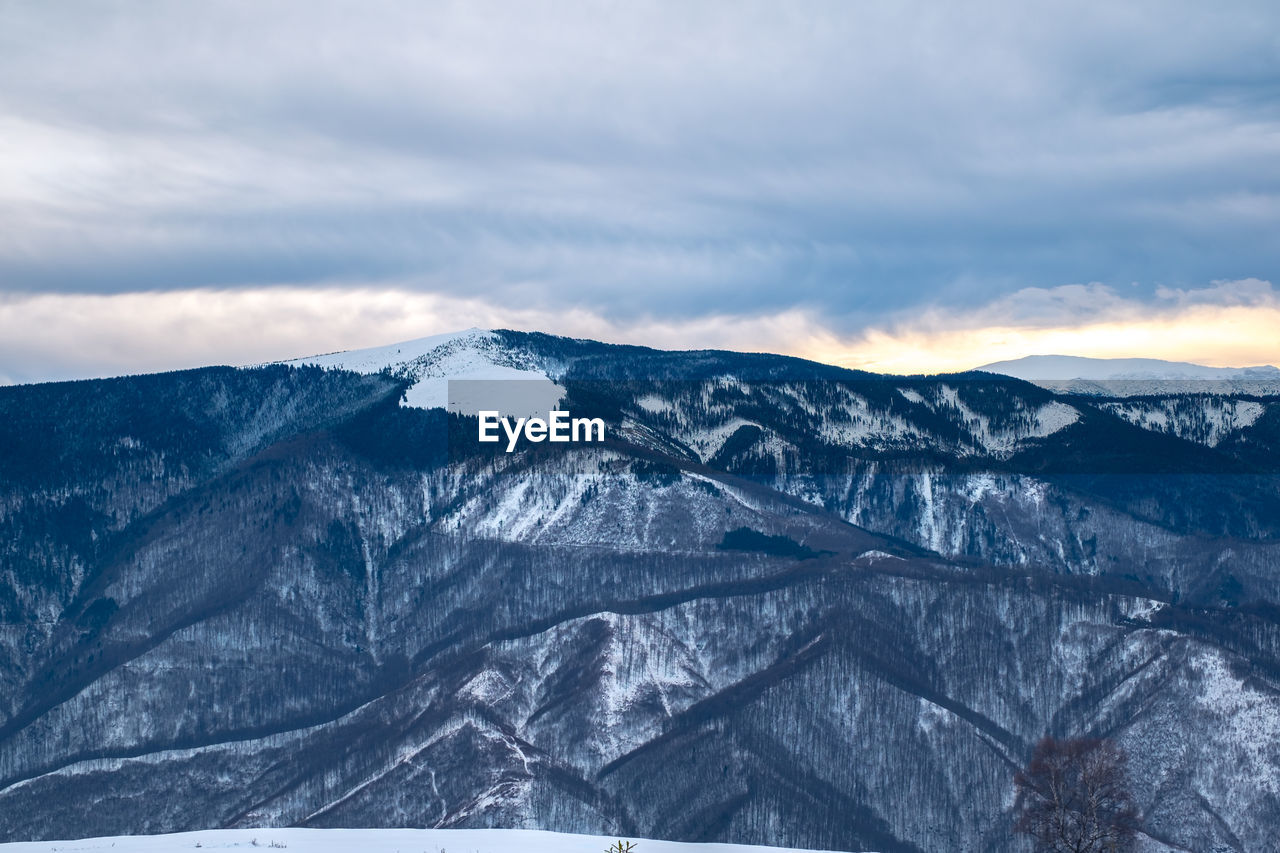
1;329;1278;852
979;354;1280;397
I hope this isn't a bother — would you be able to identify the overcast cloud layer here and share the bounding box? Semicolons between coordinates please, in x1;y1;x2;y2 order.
1;1;1278;381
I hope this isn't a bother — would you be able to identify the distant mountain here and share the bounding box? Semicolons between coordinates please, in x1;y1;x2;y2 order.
978;354;1280;396
2;330;1279;851
978;354;1280;380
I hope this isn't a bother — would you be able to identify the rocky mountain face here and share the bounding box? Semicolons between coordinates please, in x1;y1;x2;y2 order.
2;330;1279;852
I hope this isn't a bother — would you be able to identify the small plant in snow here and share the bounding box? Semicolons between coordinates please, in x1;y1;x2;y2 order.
606;841;637;853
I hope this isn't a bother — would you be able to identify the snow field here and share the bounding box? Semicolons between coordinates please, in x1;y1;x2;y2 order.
0;828;851;853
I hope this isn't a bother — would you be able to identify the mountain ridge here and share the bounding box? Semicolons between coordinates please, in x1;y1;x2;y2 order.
0;329;1278;851
978;354;1280;380
978;353;1280;398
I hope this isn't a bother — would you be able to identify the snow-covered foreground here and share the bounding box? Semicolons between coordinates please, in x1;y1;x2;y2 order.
0;828;853;853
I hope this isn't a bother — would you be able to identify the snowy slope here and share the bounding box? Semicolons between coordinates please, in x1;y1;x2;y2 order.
0;828;850;853
285;329;558;410
1099;397;1268;446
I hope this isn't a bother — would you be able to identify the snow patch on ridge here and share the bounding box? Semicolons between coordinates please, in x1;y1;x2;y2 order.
931;385;1079;454
1100;398;1266;447
635;393;674;414
286;328;556;410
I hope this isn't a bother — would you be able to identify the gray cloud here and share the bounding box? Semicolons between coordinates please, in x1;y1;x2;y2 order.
0;0;1277;357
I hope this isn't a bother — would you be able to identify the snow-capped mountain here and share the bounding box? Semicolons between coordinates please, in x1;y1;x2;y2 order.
2;330;1279;851
285;328;558;410
979;354;1280;396
980;354;1280;381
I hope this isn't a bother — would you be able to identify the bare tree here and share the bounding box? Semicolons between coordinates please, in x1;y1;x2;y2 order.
1013;736;1140;852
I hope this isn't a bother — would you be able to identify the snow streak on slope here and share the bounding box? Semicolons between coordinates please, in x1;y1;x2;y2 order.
0;827;849;853
920;385;1079;454
622;379;1081;468
286;329;556;410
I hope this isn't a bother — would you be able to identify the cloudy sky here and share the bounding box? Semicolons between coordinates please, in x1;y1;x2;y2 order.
2;1;1278;383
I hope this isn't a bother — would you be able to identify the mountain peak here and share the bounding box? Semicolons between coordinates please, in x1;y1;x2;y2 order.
285;328;552;409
